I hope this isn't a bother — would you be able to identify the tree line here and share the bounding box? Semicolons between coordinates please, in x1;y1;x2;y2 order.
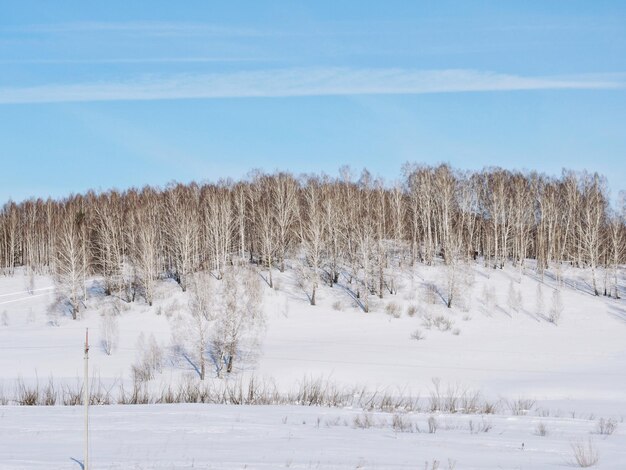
1;164;624;317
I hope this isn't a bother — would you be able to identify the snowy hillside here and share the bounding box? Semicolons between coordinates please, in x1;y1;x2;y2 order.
0;260;624;468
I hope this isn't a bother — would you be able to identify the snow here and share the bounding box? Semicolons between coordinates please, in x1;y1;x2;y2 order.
0;261;625;468
1;404;625;469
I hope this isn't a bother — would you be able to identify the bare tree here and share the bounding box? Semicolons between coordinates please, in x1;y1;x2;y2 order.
0;202;20;274
321;178;343;287
272;173;299;272
92;194;125;296
132;199;161;306
577;173;608;296
298;177;327;305
202;183;234;279
255;176;278;288
212;264;263;376
232;182;250;261
165;185;200;292
54;212;87;319
1;163;623;313
607;207;625;299
186;271;216;380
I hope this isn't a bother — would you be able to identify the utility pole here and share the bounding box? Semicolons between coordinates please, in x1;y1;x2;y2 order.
84;328;89;470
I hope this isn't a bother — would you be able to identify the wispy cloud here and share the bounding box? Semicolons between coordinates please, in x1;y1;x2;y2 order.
7;21;265;37
0;57;273;65
0;68;623;104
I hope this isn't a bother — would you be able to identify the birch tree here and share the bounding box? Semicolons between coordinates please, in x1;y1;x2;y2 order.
54;213;87;319
213;264;263;376
298;177;327;305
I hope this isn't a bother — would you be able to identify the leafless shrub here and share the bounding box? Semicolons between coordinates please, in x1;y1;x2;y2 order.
428;416;438;433
421;312;434;329
1;310;8;326
41;378;57;406
15;378;39;405
392;413;414;433
424;460;440;470
353;412;375;429
158;384;178;404
593;418;617;436
411;329;425;341
481;285;496;314
375;393;420;414
507;280;521;312
428;379;484;414
570;439;599;467
1;374;493;418
406;304;418;317
100;310;119;355
118;379;151;405
549;289;563;325
163;298;182;318
89;380;113;405
535;422;548;436
508;398;536;415
62;381;83;406
433;315;453;332
324;416;343;427
422;283;439;305
385;301;402;318
25;268;36;295
294;377;343;407
131;333;164;382
332;300;343;311
535;283;545;317
468;418;493;433
480;399;501;414
451;328;461;336
462;314;471;321
0;385;7;405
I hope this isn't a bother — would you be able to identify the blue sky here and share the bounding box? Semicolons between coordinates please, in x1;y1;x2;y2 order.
1;1;625;202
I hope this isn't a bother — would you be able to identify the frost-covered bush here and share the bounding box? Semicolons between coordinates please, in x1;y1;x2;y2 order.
353;412;375;429
406;304;418;317
428;416;438;433
392;413;414;433
100;310;119;355
131;333;164;382
508;398;535;416
571;439;599;467
410;329;425;341
385;301;401;318
535;422;548;436
422;283;439;305
549;289;563;325
433;315;454;332
593;418;617;435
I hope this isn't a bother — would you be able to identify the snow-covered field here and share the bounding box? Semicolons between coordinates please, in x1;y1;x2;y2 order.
1;403;625;469
0;261;624;468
